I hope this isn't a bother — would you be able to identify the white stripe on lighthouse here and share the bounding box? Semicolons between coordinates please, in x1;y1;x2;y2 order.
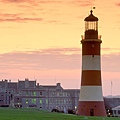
79;86;103;101
82;55;101;70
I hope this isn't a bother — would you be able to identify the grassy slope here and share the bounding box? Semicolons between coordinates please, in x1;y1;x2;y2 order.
0;107;119;120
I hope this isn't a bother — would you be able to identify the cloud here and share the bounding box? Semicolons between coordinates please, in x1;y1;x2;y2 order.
0;0;63;23
102;53;120;72
0;0;94;9
0;17;43;22
102;48;120;52
0;48;81;70
68;0;94;7
1;0;63;4
0;0;94;24
0;47;120;72
0;13;43;22
1;0;36;4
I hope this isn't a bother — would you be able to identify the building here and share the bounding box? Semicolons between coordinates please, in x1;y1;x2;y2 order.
0;80;16;106
77;10;106;116
14;82;79;111
112;105;120;117
0;79;79;112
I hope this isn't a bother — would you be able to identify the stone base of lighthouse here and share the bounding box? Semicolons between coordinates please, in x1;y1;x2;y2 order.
76;86;106;116
77;101;106;116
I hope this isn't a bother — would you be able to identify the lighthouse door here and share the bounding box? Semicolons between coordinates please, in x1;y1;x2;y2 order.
90;109;94;116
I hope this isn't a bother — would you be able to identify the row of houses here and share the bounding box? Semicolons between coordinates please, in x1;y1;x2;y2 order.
0;79;80;111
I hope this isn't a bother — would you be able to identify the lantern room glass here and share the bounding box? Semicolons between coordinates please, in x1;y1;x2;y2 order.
85;21;98;31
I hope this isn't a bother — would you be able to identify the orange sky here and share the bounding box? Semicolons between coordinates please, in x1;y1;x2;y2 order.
0;0;120;96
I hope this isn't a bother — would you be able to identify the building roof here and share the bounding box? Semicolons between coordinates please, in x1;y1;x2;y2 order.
84;10;98;21
42;86;56;89
112;105;120;110
40;83;63;90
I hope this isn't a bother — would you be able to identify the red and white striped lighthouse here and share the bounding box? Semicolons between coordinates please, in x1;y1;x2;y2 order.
77;10;106;116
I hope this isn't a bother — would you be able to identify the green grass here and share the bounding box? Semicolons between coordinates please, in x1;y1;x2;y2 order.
0;107;119;120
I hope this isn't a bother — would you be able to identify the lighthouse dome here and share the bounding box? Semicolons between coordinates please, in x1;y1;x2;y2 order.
84;10;98;21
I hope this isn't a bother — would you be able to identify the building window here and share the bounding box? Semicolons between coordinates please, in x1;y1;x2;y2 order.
63;92;66;97
56;99;58;104
32;99;36;104
46;99;48;104
19;91;22;94
67;93;70;96
40;99;42;104
59;92;63;96
32;91;36;96
68;99;71;104
56;99;60;104
52;92;55;96
50;99;54;104
66;99;69;104
50;99;52;104
61;99;63;104
64;99;66;104
118;110;120;114
57;92;59;96
40;92;42;96
114;110;116;114
46;92;48;96
26;91;28;96
26;99;28;104
63;92;68;97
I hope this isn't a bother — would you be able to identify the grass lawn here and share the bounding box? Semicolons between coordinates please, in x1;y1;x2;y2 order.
0;107;119;120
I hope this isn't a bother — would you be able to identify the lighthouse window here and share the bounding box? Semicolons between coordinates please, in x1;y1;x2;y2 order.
85;21;98;31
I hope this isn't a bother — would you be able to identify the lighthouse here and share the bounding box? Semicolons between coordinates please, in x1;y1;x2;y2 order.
77;10;106;116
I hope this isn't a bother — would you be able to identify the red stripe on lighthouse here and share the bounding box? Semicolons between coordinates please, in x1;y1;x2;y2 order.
82;41;101;55
81;70;101;86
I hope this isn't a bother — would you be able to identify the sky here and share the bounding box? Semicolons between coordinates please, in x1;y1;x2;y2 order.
0;0;120;96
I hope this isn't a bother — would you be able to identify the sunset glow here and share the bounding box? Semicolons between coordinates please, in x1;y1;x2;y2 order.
0;0;120;96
